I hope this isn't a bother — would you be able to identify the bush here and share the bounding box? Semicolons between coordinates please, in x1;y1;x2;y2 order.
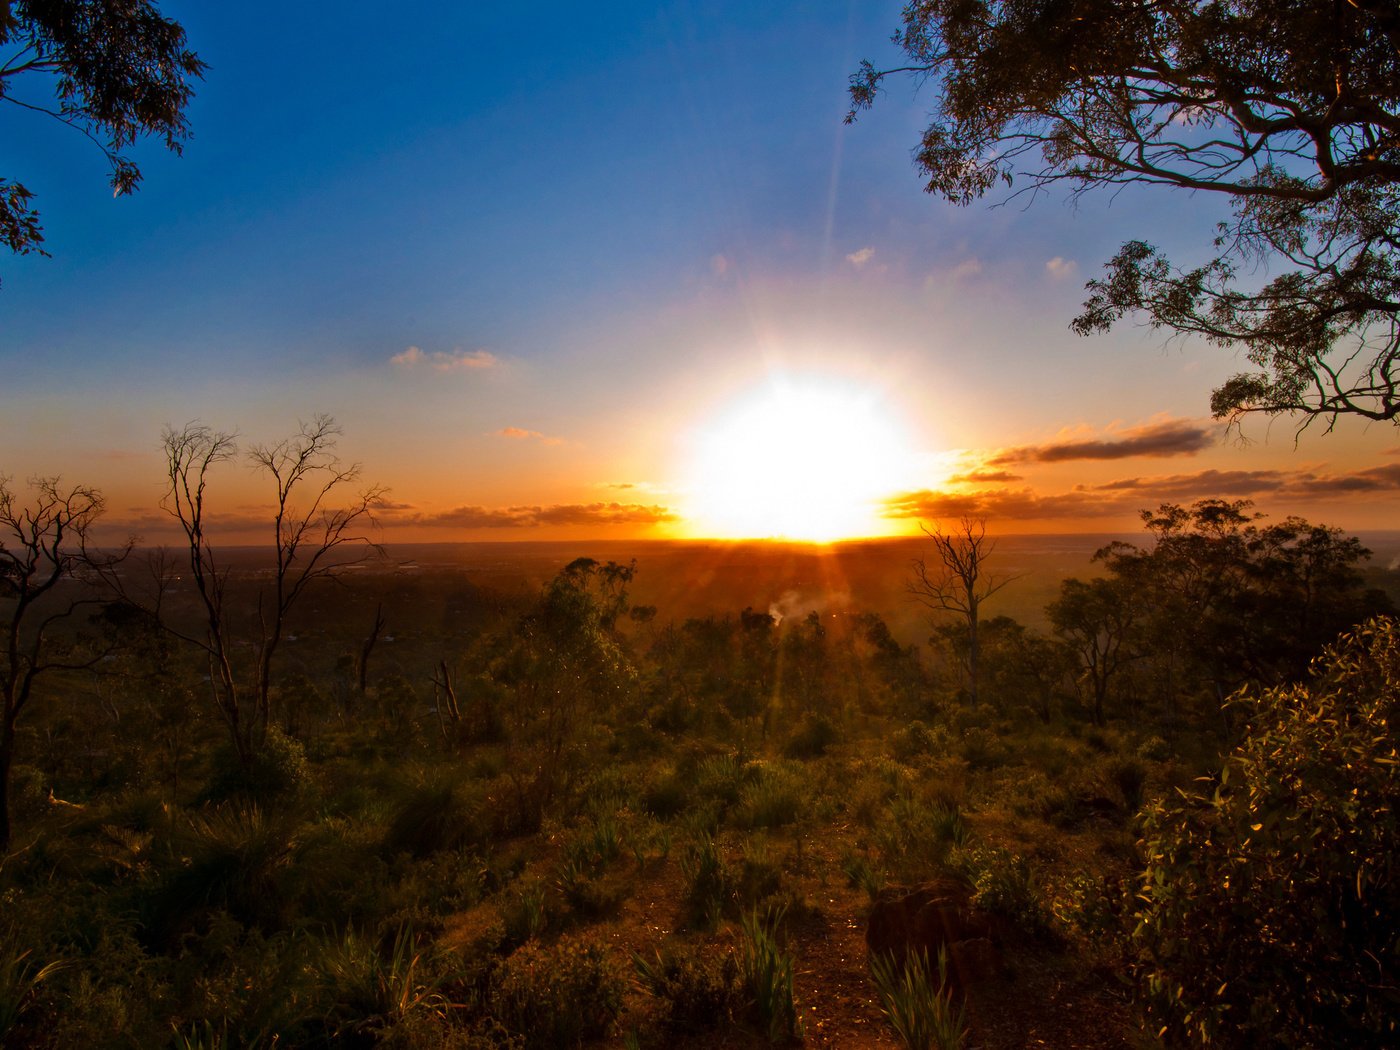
634;945;742;1032
317;924;449;1041
1134;618;1400;1048
383;776;483;858
145;804;300;941
492;935;625;1049
733;764;806;829
962;846;1051;938
891;720;940;763
201;725;311;805
782;713;839;759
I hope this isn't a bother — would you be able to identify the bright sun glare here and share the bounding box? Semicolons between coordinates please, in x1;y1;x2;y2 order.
683;378;916;542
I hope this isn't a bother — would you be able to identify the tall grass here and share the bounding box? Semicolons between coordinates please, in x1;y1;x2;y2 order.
869;948;967;1050
739;906;802;1043
318;924;449;1039
680;833;733;930
0;944;64;1039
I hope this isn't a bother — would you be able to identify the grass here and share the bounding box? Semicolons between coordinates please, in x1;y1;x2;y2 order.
0;943;64;1040
739;906;803;1044
869;948;967;1050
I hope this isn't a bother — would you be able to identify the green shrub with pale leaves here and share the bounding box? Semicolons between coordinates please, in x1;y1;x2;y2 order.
1134;618;1400;1048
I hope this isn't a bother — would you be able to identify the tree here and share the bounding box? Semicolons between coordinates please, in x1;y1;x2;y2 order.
908;517;1018;704
0;0;205;279
492;558;639;824
849;1;1400;428
0;476;126;848
1098;499;1388;715
160;417;383;769
1048;575;1142;726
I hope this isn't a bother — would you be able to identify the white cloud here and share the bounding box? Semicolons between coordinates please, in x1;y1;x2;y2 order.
710;253;729;277
846;246;876;268
390;346;499;371
1045;256;1078;279
949;258;983;281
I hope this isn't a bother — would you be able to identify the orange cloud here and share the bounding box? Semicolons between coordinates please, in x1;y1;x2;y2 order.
947;468;1023;484
379;501;676;529
884;462;1400;524
989;419;1216;464
494;426;565;446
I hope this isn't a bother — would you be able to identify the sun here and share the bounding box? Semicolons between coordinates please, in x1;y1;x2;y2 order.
680;377;916;542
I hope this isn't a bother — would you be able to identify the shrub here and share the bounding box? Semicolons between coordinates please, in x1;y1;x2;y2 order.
0;942;64;1043
733;764;806;829
634;945;742;1032
693;754;747;810
383;776;484;858
877;795;970;879
201;725;311;805
641;770;687;818
1133;618;1400;1048
680;834;733;930
840;850;885;900
1135;734;1171;763
492;935;625;1049
783;713;839;759
737;840;785;907
145;804;300;941
1104;756;1147;811
500;881;549;947
869;948;967;1050
891;720;938;762
555;855;623;919
962;846;1051;938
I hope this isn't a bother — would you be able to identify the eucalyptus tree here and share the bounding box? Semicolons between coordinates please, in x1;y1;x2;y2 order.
850;0;1400;428
0;0;205;279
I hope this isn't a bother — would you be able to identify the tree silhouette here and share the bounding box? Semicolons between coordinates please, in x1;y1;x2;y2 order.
160;417;383;769
908;517;1018;705
0;476;127;848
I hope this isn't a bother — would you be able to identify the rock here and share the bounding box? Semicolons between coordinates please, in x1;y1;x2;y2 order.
865;879;999;988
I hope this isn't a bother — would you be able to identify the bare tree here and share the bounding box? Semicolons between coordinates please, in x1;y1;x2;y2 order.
909;517;1018;705
245;415;386;727
161;423;248;762
161;416;384;769
0;477;127;848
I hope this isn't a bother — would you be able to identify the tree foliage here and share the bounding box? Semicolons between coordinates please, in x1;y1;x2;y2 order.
1134;616;1400;1047
0;0;204;277
1048;498;1388;724
850;0;1400;427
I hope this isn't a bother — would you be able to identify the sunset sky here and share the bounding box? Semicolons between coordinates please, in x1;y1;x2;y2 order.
2;1;1396;544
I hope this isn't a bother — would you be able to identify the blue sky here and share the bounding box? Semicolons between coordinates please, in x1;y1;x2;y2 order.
1;1;1395;541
